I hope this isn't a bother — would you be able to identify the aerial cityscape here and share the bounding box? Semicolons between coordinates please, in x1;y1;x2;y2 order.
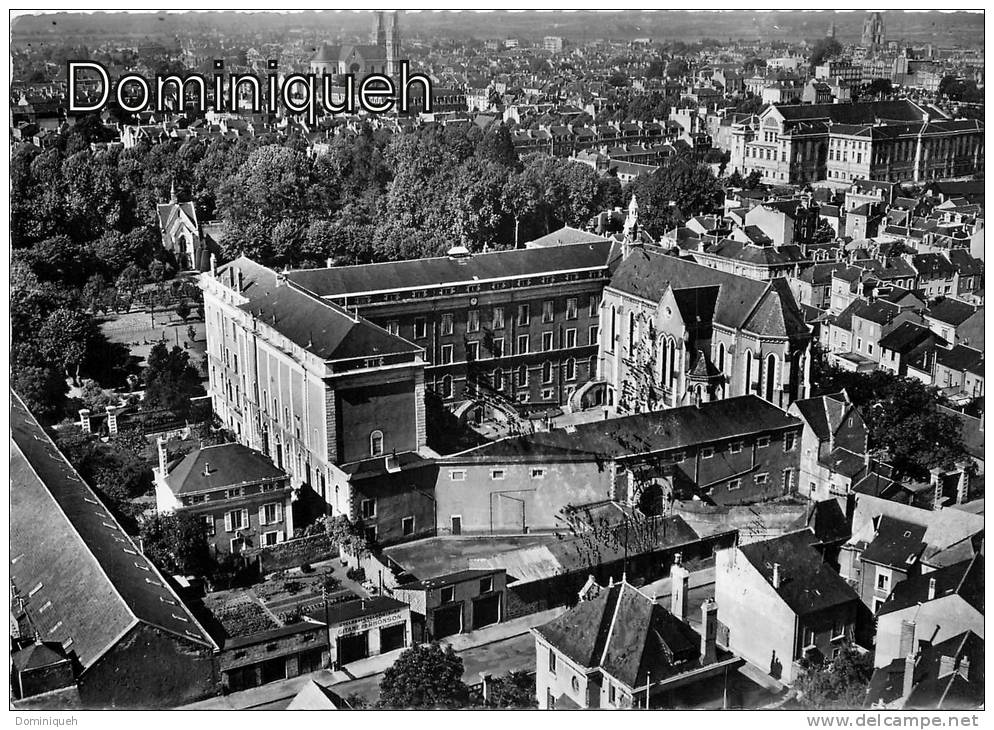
8;8;985;712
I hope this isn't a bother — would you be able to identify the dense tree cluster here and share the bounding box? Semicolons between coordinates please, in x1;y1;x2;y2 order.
811;361;971;482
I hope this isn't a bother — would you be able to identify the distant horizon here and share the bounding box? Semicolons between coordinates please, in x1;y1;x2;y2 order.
10;9;985;47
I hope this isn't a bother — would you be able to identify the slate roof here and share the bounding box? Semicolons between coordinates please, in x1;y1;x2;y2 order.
11;642;70;671
879;321;945;353
220;258;421;361
860;516;926;569
533;581;715;689
739;530;859;616
608;247;808;337
166;443;286;496
769;99;931;125
792;498;851;545
525;226;610;248
877;555;983;617
926;297;977;326
449;395;801;462
866;631;983;709
10;391;217;671
935;345;983;375
285;240;618;297
398;570;497;592
913;253;957;279
946;249;983;278
791;392;850;442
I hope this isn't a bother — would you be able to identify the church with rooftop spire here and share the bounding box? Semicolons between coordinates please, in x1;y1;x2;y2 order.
310;10;401;81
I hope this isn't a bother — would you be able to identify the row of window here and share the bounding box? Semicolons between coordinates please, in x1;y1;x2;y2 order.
434;358;591;399
434;326;598;365
449;467;545;481
392;297;601;340
727;468;793;492
213;502;285;535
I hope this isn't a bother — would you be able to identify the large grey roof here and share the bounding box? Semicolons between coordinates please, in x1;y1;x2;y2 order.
220;258;421;361
285;240;620;298
10;391;217;671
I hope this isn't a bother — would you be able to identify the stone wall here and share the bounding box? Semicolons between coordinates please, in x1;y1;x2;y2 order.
250;534;340;574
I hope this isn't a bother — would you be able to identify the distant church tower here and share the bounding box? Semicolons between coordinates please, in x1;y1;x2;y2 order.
828;20;836;39
386;10;401;77
861;12;885;52
372;10;386;47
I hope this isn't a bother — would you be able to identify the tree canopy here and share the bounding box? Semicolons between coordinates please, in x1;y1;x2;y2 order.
378;643;470;708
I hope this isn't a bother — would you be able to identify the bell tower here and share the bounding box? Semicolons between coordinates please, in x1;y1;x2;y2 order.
386;10;401;77
372;10;386;47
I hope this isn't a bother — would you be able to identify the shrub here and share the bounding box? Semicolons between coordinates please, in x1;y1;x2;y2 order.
301;562;314;573
346;567;366;582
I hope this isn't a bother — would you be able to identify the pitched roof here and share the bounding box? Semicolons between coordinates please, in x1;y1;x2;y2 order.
533;581;710;689
285;240;619;297
768;99;932;125
877;555;983;617
219;258;421;362
166;443;286;496
879;321;945;353
525;226;610;248
286;680;346;710
860;516;926;569
848;494;985;569
10;391;217;671
739;529;859;616
791;392;850;442
926;297;977;327
450;395;801;462
608;247;808;337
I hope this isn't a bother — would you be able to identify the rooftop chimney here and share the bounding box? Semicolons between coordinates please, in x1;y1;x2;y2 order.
700;598;718;665
156;437;168;475
203;461;211;477
210;253;217;276
902;653;916;701
772;562;781;589
670;553;689;621
927;577;936;601
899;619;916;659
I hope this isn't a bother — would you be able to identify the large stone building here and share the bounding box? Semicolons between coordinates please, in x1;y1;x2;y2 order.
729;100;981;185
599;244;812;414
283;238;619;415
201;257;429;526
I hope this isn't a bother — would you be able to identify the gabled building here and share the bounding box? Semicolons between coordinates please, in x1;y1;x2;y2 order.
601;246;812;413
873;555;983;669
839;494;985;615
788;391;869;500
715;529;866;685
435;395;805;532
866;630;983;710
532;578;741;709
